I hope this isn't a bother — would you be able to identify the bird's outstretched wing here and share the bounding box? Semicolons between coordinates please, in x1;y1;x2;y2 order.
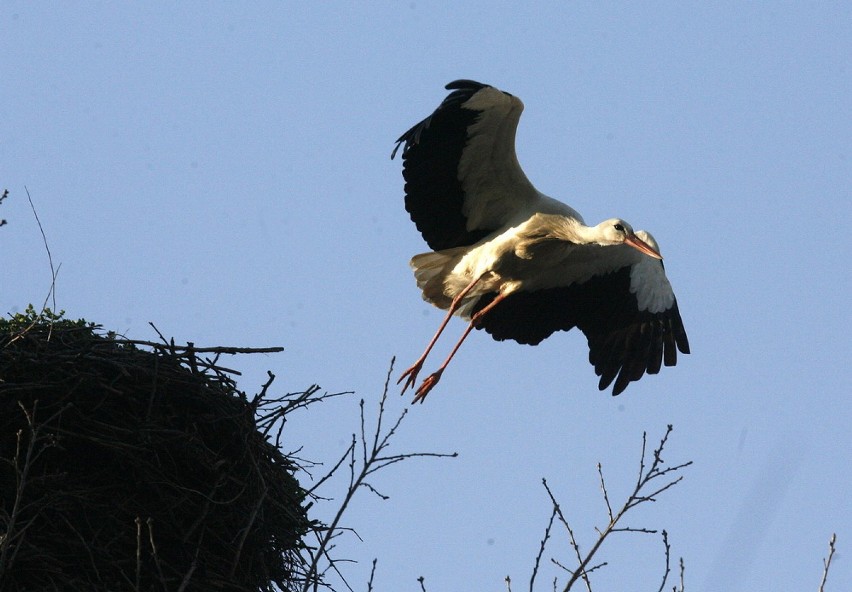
473;262;690;395
393;80;555;251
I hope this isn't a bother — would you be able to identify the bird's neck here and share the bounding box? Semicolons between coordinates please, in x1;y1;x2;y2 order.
522;214;597;245
571;221;610;245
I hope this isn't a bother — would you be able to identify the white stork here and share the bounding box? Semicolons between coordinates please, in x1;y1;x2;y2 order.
393;80;689;403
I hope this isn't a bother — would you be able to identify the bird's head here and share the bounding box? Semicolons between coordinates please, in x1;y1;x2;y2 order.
595;219;663;260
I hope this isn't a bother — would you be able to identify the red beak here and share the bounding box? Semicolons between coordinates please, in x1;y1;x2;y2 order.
624;235;663;260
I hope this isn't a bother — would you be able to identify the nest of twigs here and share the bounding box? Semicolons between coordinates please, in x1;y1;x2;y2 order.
0;310;313;591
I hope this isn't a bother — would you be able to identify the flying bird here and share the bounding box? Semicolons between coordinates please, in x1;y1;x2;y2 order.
393;79;689;403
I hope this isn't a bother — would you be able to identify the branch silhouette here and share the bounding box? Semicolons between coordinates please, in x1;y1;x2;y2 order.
530;425;691;592
300;359;457;592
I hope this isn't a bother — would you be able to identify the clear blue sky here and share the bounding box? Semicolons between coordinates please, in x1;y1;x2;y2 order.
2;3;850;590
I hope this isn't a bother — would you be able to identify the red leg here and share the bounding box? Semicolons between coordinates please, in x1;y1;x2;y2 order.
412;291;509;403
398;273;487;394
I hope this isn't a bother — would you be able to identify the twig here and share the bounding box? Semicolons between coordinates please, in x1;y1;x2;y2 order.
25;186;59;322
566;426;689;591
0;188;8;227
818;533;837;592
147;322;170;346
366;558;378;592
135;517;142;592
656;530;671;592
307;436;355;498
125;338;285;355
530;426;690;592
146;517;167;585
530;507;557;592
597;463;613;522
0;188;63;346
175;530;200;592
300;359;457;592
229;455;268;576
0;401;69;578
542;479;593;592
256;384;352;447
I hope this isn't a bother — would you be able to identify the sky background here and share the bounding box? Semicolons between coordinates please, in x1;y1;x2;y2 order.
2;3;850;591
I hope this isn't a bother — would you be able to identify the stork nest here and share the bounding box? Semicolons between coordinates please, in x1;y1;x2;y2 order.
0;309;314;591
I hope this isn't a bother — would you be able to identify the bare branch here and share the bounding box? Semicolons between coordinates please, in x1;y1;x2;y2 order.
120;339;285;355
366;558;378;592
524;426;690;592
25;187;59;320
541;479;592;592
818;533;837;592
300;359;456;591
0;401;70;579
597;463;614;522
530;506;557;592
0;188;8;227
655;530;671;592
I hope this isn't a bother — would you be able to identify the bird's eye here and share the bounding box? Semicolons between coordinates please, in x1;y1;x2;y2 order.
614;223;625;232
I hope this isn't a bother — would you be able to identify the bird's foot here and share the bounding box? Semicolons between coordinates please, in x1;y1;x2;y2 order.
397;360;424;394
412;369;444;404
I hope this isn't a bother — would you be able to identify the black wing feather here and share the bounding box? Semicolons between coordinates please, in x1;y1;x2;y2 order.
392;80;497;251
472;267;690;396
